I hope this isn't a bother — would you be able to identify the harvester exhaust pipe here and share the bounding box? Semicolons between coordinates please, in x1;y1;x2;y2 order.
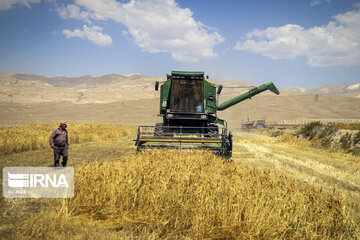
217;85;223;95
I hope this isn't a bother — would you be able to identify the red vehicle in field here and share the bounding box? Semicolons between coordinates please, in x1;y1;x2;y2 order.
241;119;267;130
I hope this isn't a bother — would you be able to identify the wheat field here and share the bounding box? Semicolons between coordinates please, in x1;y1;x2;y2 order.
0;124;136;155
13;150;357;239
0;124;359;239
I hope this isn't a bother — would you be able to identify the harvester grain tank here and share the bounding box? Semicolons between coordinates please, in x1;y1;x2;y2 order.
135;71;279;157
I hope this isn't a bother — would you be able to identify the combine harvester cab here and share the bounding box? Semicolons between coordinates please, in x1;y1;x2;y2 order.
135;71;279;158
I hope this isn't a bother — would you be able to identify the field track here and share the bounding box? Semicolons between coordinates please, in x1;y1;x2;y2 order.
232;131;360;226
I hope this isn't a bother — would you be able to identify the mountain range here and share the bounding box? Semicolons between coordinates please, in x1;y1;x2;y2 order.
1;71;359;104
0;71;359;127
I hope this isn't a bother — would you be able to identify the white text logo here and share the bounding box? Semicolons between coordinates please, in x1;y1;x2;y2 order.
8;172;69;188
3;167;74;198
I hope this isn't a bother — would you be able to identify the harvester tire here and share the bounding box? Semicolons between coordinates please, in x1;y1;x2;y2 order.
226;132;233;158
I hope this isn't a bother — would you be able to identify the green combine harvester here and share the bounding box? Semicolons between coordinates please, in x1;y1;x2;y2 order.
135;71;279;157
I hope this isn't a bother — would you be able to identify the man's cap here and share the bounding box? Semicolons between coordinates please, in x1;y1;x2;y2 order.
60;121;67;126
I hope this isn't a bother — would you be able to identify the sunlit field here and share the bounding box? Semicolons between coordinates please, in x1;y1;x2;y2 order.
0;124;359;239
0;124;136;155
12;150;357;239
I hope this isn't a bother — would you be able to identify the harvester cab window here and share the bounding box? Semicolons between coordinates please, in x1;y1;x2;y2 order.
170;76;203;113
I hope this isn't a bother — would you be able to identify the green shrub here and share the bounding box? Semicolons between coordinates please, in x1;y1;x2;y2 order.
318;124;338;139
298;121;323;139
320;138;332;149
352;147;360;156
340;133;352;152
353;132;360;145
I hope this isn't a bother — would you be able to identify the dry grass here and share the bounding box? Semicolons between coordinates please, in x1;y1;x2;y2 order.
335;123;360;131
233;131;360;237
14;150;358;239
274;128;360;157
1;125;358;239
0;124;136;155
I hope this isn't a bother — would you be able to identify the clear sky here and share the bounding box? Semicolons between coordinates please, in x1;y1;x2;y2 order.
0;0;359;88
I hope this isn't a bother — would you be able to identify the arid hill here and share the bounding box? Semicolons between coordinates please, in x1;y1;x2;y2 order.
0;71;359;127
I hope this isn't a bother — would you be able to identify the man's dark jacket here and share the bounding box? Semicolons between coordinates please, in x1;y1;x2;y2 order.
49;128;69;147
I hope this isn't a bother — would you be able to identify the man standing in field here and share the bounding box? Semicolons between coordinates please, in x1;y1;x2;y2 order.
49;121;69;167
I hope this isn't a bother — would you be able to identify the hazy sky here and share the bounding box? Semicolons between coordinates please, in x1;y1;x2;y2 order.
0;0;359;88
